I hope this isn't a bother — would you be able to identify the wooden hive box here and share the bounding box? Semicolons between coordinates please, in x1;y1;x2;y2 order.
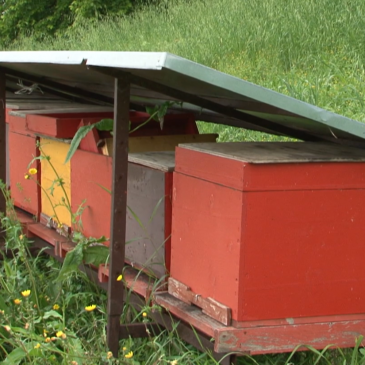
7;108;40;217
71;151;176;278
170;142;365;325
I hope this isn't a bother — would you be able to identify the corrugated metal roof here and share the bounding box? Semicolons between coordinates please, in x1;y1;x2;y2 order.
1;51;365;144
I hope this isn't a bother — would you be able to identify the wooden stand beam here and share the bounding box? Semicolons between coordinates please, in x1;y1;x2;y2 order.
107;76;131;356
0;70;6;222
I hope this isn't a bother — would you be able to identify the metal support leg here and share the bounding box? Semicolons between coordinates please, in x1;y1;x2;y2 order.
107;76;130;356
0;71;6;219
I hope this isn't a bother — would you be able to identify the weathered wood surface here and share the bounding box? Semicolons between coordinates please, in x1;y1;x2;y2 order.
107;77;130;356
128;151;175;172
8;106;113;116
179;141;365;163
154;292;227;338
216;319;365;354
102;133;218;156
0;71;5;219
168;277;232;326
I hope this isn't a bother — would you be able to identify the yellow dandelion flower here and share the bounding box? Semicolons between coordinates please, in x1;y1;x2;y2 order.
4;325;10;332
123;347;127;351
53;304;60;310
170;361;178;365
107;351;113;359
85;304;96;312
45;337;51;343
14;299;21;305
124;351;133;359
56;331;64;338
142;312;147;318
43;329;48;337
19;235;24;240
24;174;30;180
117;274;123;281
29;168;37;175
34;343;41;349
61;333;67;339
21;290;31;297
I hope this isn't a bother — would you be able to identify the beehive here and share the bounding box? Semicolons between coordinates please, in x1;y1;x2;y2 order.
170;142;365;323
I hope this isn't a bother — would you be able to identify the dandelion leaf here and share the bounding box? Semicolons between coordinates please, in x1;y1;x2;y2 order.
56;243;84;281
43;310;63;320
95;118;113;131
83;245;109;266
1;347;26;365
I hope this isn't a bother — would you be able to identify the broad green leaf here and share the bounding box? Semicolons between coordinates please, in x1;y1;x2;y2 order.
83;245;109;266
56;243;84;281
1;347;26;365
95;118;113;131
64;124;96;164
43;310;63;320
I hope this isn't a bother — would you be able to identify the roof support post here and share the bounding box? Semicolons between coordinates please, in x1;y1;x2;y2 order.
0;70;6;222
107;76;130;355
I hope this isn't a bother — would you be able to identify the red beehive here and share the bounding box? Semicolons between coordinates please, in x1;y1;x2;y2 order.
71;150;175;278
170;142;365;324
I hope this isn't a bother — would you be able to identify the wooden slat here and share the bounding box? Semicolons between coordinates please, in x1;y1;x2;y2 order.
27;223;70;250
215;319;365;355
0;70;5;221
180;141;365;164
128;151;176;172
154;292;227;338
102;133;218;157
9;106;113;117
107;77;130;356
168;277;232;326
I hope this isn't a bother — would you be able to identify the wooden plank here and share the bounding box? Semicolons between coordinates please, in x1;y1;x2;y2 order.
99;265;157;300
215;319;365;355
27;223;70;249
0;70;5;221
168;278;232;326
9;106;113;117
107;76;130;356
102;133;218;157
128;151;175;172
179;141;365;164
149;307;238;365
154;292;227;338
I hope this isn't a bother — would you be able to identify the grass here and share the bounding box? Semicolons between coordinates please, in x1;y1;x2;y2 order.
2;0;365;363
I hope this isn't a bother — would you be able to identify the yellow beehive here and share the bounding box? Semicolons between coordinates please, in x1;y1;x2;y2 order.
40;138;72;227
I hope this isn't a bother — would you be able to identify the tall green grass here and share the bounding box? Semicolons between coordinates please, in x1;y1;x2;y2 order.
6;0;365;140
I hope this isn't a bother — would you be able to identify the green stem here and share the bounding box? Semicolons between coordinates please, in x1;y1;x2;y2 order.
129;110;159;134
32;176;61;226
